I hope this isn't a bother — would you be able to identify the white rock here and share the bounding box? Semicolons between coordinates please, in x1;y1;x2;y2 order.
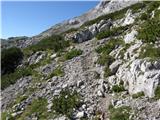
117;59;160;97
76;111;85;118
122;9;135;26
50;53;57;59
124;29;137;43
54;116;68;120
77;80;84;88
109;60;122;74
97;90;104;97
82;104;87;109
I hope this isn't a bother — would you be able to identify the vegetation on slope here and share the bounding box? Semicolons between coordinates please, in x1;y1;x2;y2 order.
137;19;160;43
24;35;70;55
2;47;23;74
52;89;81;118
64;49;83;60
1;67;32;90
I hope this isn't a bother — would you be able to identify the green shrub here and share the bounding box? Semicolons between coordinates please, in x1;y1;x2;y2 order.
155;9;160;19
64;28;78;34
96;25;130;40
2;47;23;74
112;85;125;93
1;67;32;90
147;1;160;13
27;35;70;53
52;89;80;118
137;19;160;43
1;112;14;120
64;49;83;60
48;67;64;79
118;43;131;59
96;39;124;54
104;67;113;78
109;106;131;120
17;98;48;119
140;13;150;20
132;92;145;99
155;86;160;99
97;55;115;66
139;45;160;60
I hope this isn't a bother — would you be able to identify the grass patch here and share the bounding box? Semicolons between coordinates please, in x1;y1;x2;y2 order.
64;49;83;60
17;98;48;120
132;92;145;99
147;1;160;13
1;67;32;90
96;25;130;40
109;106;132;120
137;18;160;43
97;55;115;66
155;86;160;100
24;35;70;55
104;67;113;78
64;28;78;34
1;112;14;120
118;43;131;59
48;66;64;79
139;45;160;60
112;84;125;93
52;89;81;118
96;39;124;54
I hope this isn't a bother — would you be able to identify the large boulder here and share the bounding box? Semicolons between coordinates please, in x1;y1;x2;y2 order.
28;51;46;65
73;29;93;43
109;60;122;74
117;59;160;97
97;19;112;32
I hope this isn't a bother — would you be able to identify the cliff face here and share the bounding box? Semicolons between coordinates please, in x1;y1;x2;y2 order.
1;1;160;120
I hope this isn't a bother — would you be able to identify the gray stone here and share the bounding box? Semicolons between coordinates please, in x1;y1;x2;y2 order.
76;111;85;118
109;60;122;74
73;29;93;43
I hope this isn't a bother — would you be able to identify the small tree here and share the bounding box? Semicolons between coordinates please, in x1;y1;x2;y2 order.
1;47;23;74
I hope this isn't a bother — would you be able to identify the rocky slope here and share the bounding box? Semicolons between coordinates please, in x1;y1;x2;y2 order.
1;1;160;120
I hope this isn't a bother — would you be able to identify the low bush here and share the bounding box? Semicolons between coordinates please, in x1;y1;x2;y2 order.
109;106;131;120
64;28;78;34
64;49;83;60
26;35;70;53
147;1;160;13
48;67;64;79
1;112;14;120
155;86;160;99
2;47;23;74
140;13;150;20
104;67;113;78
139;45;160;60
96;25;130;40
132;92;145;99
17;98;48;119
97;55;115;66
112;84;125;93
52;89;80;118
96;39;124;54
137;19;160;43
1;67;32;90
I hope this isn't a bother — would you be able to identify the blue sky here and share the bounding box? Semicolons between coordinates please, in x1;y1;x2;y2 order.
1;1;99;39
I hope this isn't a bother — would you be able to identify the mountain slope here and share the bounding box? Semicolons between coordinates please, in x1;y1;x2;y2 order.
1;1;160;120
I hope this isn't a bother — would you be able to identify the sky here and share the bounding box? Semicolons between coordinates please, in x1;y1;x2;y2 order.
1;1;99;39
